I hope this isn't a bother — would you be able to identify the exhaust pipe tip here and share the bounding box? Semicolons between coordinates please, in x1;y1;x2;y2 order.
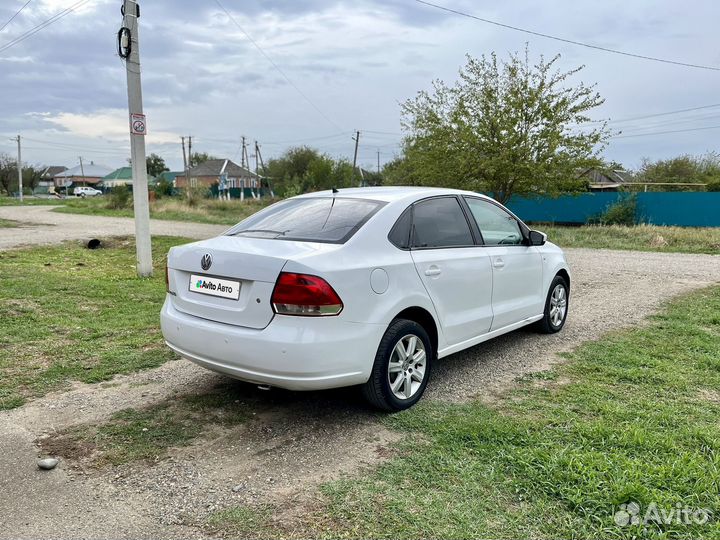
256;384;272;391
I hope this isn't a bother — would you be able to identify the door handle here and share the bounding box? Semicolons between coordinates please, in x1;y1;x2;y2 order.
424;266;442;277
493;257;505;269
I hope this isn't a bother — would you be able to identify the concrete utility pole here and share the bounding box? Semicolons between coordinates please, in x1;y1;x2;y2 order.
121;0;152;277
181;136;188;186
377;149;380;174
254;140;261;198
256;143;273;197
352;130;361;187
241;136;246;168
15;135;22;202
78;156;85;180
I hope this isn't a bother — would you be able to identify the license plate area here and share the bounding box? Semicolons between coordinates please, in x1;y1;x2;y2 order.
189;274;241;300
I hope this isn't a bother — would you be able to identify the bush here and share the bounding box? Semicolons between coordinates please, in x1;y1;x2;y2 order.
154;179;174;198
591;194;638;226
106;185;131;209
185;186;210;207
706;180;720;192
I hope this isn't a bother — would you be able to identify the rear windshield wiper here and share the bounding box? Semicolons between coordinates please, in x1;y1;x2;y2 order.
229;229;288;237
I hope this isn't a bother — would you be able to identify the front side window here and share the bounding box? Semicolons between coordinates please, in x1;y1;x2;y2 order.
226;197;384;243
411;197;474;248
465;197;523;245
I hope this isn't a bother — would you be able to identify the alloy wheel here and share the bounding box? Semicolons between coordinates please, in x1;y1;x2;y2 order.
549;284;567;327
387;334;427;400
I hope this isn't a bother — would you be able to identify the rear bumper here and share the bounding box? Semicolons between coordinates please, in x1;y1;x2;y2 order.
160;297;385;390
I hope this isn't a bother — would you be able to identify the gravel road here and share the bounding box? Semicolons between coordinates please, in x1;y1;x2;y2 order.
0;207;718;539
0;205;226;249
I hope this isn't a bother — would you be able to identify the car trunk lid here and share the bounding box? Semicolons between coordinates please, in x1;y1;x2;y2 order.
166;235;338;328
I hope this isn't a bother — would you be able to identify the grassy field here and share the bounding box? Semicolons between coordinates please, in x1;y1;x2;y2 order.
0;196;65;206
0;236;188;410
212;286;720;539
52;196;274;225
540;224;720;254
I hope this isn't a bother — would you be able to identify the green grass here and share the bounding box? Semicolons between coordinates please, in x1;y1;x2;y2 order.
540;224;720;254
0;218;18;227
0;236;190;410
0;196;65;206
211;286;720;539
51;196;274;225
320;287;720;539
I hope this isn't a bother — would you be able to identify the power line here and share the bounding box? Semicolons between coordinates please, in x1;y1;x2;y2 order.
263;132;352;145
21;136;129;154
586;103;720;125
0;0;33;33
0;0;89;54
213;0;344;132
415;0;720;72
611;124;720;139
362;129;403;136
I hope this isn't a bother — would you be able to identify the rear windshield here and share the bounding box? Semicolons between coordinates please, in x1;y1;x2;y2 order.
225;197;385;243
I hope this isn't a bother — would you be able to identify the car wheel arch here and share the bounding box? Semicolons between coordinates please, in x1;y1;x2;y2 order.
555;268;570;292
392;306;438;360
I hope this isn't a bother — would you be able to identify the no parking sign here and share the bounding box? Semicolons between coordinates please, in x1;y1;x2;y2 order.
130;113;146;135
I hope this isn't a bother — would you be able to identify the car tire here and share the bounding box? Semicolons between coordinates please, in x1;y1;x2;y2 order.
362;319;433;411
535;275;569;334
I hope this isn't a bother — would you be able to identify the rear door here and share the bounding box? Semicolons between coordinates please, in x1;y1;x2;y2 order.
463;197;544;330
409;196;493;346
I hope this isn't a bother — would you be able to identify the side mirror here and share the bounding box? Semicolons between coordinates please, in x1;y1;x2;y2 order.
528;230;547;246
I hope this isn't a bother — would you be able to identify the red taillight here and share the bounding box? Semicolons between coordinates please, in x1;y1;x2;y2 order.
165;263;170;292
271;272;343;316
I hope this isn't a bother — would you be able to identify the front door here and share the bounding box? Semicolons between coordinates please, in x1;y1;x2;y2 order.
464;197;544;330
409;196;494;346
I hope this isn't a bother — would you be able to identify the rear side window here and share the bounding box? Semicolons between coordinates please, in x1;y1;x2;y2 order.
225;197;384;244
388;207;412;249
411;197;474;248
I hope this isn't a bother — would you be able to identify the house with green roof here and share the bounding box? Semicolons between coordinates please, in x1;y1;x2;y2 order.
102;167;133;188
102;167;162;189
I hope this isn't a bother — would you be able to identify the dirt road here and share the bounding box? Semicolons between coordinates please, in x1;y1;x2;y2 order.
0;207;718;539
0;205;226;249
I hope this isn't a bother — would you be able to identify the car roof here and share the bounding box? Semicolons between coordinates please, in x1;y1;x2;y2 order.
294;186;496;204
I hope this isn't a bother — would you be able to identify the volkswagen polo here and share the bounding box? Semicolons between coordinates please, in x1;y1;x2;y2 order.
161;187;570;411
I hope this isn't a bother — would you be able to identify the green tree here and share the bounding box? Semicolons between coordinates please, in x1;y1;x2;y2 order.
0;154;16;195
636;153;720;191
265;146;354;196
381;156;421;186
399;47;610;203
146;153;169;178
189;152;216;168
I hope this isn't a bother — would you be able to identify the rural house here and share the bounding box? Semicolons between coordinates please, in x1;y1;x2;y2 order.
53;162;114;188
102;166;134;188
38;166;67;188
579;168;633;191
175;159;259;189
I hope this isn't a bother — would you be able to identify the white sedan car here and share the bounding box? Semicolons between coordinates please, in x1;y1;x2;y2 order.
161;187;570;410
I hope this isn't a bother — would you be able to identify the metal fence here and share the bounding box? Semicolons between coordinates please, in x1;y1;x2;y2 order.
505;192;720;227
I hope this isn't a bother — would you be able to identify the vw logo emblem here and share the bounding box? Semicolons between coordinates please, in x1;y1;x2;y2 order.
200;253;212;271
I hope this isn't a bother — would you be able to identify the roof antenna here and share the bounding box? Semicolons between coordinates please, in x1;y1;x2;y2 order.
331;187;339;194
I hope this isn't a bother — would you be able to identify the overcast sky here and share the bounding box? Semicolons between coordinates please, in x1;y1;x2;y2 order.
1;0;719;173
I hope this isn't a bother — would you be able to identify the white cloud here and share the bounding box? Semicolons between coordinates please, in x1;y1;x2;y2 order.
42;109;179;145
